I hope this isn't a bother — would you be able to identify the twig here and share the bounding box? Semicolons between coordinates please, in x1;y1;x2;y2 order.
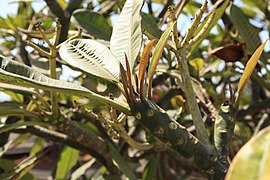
25;40;50;57
180;0;208;49
169;1;210;145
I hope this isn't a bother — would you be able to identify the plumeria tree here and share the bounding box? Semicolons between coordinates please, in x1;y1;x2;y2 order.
0;0;269;179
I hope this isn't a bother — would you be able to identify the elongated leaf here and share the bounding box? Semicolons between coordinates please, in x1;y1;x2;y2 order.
141;12;162;38
0;55;130;114
147;23;174;97
71;159;95;180
235;39;268;109
107;143;136;180
142;158;157;180
138;40;156;82
0;82;50;110
56;146;79;179
59;39;119;82
110;0;143;70
0;122;48;133
229;5;262;56
0;159;35;180
72;10;112;41
0;149;48;179
226;126;270;180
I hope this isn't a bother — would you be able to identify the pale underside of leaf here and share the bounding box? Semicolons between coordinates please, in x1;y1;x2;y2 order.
110;0;143;70
0;55;131;115
59;39;119;82
235;39;268;109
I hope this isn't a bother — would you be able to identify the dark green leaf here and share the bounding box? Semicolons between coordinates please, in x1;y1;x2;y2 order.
142;157;157;180
107;143;136;180
141;12;161;38
72;10;112;41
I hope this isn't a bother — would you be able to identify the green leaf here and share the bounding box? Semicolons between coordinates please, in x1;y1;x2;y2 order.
0;55;131;114
142;158;157;180
72;10;112;41
110;0;144;70
0;121;48;133
0;149;47;179
147;23;174;97
0;82;50;110
30;138;44;156
56;0;67;8
107;143;136;180
229;5;263;56
189;58;204;71
56;146;79;179
59;39;119;82
141;12;161;38
226;126;270;180
0;140;13;157
235;39;268;109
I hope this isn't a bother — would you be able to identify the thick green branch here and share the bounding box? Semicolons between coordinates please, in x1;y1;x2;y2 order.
58;118;120;175
177;56;210;145
131;100;226;178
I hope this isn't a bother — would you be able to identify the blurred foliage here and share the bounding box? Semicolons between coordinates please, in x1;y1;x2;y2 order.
0;0;269;179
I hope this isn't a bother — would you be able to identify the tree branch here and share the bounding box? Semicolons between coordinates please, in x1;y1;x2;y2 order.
44;0;83;43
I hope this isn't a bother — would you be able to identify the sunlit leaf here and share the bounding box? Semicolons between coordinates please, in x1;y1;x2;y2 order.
30;138;45;156
110;0;144;70
235;39;268;109
56;146;79;179
138;39;156;87
56;0;67;8
71;158;95;180
189;58;204;71
147;23;174;97
59;39;119;82
0;55;130;114
226;126;270;180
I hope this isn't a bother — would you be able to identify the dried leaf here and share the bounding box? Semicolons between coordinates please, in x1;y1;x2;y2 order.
235;39;268;109
209;44;244;62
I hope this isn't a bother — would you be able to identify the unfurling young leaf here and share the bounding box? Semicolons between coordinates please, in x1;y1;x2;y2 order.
110;0;144;70
235;39;268;109
147;23;175;98
60;0;144;83
138;39;156;98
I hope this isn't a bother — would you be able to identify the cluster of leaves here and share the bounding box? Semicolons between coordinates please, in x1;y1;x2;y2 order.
0;0;269;179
